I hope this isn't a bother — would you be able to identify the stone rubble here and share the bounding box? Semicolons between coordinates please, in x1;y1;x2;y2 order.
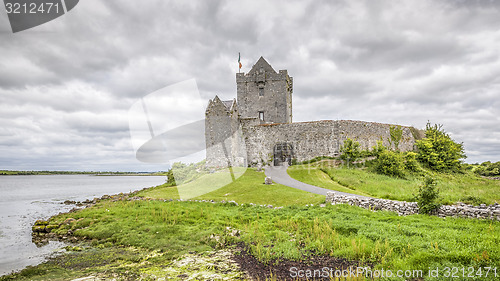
326;192;500;220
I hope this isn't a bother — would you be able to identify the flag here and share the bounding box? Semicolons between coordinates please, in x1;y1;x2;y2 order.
238;52;242;69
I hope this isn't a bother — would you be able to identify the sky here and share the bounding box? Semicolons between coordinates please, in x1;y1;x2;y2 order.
1;0;499;172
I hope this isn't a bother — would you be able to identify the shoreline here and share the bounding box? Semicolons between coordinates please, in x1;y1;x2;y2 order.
0;176;167;278
2;173;499;280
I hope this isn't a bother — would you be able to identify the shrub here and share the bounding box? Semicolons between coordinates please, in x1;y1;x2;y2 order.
371;140;387;158
416;122;466;172
404;152;419;172
165;169;176;186
474;161;500;177
414;177;441;214
388;126;403;151
339;138;361;166
375;150;405;178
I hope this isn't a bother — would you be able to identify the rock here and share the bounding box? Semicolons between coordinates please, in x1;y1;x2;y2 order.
32;225;47;233
64;218;76;224
325;191;499;220
264;177;272;185
34;219;49;226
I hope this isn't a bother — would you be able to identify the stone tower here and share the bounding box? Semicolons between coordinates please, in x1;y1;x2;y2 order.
204;96;246;167
236;57;293;125
205;56;422;168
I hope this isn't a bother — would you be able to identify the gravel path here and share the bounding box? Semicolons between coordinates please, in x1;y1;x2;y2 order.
264;165;370;199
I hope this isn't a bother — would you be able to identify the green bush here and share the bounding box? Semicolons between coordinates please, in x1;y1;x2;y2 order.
169;160;208;185
165;169;176;186
474;161;500;177
404;152;419;172
416;123;466;172
414;177;441;214
339;138;361;165
375;150;405;178
371;140;386;158
389;125;403;151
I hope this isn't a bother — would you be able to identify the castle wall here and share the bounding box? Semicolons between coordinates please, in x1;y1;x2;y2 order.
243;120;419;165
205;100;246;167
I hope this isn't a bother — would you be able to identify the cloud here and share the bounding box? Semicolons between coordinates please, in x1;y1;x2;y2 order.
1;0;499;171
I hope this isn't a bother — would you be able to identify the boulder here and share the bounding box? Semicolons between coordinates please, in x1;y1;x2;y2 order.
264;177;272;185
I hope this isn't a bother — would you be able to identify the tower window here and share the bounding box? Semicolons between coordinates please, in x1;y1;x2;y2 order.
259;87;264;97
259;111;264;121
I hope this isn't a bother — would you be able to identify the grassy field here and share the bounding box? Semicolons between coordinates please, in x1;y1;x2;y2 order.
288;164;500;205
137;168;325;206
6;200;499;280
3;166;499;280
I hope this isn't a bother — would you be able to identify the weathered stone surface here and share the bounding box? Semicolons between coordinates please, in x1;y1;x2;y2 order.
237;57;293;124
264;177;273;185
326;192;500;220
243;120;419;165
205;57;422;168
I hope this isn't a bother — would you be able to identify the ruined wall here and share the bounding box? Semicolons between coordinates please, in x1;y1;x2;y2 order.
205;100;246;167
243;120;420;165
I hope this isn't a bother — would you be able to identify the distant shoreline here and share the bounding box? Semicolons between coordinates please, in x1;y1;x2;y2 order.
0;170;167;176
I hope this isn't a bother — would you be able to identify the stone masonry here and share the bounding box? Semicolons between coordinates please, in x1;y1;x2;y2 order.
205;57;423;167
326;192;500;220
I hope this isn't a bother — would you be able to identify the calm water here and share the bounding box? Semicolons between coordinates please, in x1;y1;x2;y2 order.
0;175;166;276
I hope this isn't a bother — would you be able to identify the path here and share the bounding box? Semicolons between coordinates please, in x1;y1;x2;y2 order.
264;165;370;199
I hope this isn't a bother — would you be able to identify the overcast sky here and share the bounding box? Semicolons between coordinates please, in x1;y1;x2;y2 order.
1;0;499;171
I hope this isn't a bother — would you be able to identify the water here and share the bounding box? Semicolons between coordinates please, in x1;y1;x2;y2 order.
0;175;166;276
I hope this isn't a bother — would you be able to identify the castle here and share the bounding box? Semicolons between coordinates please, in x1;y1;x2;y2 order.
205;57;421;167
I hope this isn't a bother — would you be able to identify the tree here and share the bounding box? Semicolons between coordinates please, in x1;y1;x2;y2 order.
339;138;361;166
415;177;441;214
416;122;466;172
165;168;176;186
388;126;403;151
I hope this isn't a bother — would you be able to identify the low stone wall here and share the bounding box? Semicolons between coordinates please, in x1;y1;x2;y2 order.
326;192;500;220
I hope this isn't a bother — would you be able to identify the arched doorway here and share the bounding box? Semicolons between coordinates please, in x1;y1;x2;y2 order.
274;143;294;166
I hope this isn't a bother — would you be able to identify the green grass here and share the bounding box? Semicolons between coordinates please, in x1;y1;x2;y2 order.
137;168;325;206
288;164;500;204
5;164;500;280
20;200;500;281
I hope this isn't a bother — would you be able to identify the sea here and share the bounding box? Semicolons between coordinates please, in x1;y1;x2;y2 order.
0;175;166;276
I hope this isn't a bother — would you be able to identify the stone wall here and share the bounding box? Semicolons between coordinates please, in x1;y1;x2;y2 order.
243;120;420;166
326;193;500;220
205;98;246;167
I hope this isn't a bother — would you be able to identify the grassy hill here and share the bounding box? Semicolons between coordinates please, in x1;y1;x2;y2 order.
3;166;499;281
288;162;500;205
137;168;325;206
